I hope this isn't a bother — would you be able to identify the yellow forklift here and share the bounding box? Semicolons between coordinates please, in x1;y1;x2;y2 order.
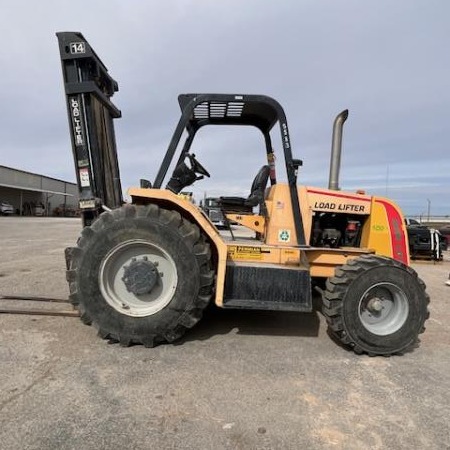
57;32;429;356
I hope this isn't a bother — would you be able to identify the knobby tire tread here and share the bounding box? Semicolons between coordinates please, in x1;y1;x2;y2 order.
322;254;430;356
66;204;214;347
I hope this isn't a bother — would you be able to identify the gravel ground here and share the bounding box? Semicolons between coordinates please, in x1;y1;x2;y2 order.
0;217;449;450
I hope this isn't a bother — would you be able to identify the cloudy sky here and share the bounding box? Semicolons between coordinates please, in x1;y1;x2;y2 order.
1;0;449;216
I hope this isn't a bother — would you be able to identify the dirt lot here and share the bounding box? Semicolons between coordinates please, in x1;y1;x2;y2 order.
0;217;449;450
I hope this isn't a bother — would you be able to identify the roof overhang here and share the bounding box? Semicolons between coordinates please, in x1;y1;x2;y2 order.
0;183;74;196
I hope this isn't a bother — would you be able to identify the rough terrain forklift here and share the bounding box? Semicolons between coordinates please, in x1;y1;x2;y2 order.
57;32;429;356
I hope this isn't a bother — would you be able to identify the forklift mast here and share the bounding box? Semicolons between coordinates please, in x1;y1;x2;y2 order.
56;32;123;226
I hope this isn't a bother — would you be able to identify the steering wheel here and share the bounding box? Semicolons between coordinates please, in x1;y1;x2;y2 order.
188;154;210;178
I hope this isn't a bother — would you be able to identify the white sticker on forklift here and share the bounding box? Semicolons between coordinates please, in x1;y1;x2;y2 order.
79;168;90;187
70;42;86;54
278;229;291;243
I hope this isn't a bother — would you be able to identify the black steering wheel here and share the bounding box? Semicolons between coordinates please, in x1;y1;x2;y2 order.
188;154;210;178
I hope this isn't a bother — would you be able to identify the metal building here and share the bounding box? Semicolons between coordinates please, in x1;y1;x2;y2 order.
0;165;78;216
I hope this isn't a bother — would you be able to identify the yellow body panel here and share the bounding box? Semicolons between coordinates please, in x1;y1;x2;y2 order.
225;214;265;234
128;183;410;307
360;200;392;256
305;247;375;277
360;196;410;264
264;184;299;246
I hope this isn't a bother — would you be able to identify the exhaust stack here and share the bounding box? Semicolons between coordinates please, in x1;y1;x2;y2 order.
328;109;349;190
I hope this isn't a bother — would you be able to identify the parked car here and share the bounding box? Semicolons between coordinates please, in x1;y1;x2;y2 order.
405;219;447;260
52;204;79;217
0;201;14;215
34;203;45;216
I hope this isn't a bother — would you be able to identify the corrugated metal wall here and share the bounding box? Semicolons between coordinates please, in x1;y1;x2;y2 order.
0;166;78;216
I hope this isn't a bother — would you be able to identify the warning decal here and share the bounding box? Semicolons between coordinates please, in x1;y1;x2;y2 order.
79;168;90;187
228;245;263;260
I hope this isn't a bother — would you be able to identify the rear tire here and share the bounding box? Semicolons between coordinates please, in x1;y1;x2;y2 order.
66;204;214;347
322;254;429;356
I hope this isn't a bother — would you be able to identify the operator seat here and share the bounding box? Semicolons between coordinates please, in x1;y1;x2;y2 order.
219;165;270;216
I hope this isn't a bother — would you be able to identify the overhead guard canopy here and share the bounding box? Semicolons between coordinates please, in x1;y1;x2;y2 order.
178;94;282;133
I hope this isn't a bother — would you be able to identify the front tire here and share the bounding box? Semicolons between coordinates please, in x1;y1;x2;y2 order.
66;204;214;347
322;254;429;356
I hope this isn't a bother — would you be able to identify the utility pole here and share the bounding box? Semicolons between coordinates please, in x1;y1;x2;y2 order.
427;199;431;222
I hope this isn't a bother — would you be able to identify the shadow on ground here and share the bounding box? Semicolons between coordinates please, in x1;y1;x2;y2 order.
177;303;321;345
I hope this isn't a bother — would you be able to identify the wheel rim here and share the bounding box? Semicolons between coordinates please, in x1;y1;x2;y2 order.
358;282;409;336
99;239;178;317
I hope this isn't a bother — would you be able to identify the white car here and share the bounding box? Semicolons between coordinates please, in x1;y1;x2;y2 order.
0;201;14;215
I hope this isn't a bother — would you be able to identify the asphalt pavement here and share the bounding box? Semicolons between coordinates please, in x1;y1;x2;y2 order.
0;217;449;450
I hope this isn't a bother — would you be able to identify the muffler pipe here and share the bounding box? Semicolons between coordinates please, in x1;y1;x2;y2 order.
328;109;349;190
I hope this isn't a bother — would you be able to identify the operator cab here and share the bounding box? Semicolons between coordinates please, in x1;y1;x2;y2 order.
154;93;307;246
